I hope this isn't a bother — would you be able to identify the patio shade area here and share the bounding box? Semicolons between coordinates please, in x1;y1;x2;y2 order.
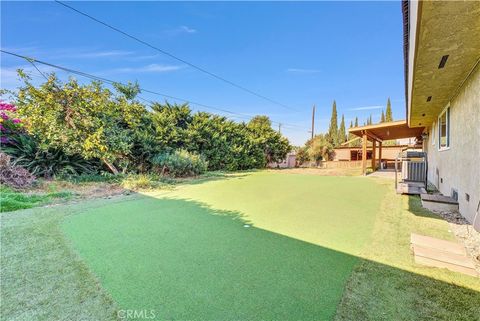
349;120;424;141
348;120;425;174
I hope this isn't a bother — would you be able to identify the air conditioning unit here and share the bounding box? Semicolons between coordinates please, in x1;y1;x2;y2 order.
402;161;426;182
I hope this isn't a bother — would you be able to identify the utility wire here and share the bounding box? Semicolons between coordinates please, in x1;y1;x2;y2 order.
54;0;299;112
1;50;306;129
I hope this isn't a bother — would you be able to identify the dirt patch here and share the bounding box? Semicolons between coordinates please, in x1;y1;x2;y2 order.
35;180;130;200
75;183;128;199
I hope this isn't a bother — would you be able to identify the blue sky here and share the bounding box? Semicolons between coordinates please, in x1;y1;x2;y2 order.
1;1;405;145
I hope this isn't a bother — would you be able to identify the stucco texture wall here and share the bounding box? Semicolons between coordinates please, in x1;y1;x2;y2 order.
424;64;480;231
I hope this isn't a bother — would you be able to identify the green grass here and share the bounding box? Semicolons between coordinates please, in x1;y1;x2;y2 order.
0;185;73;212
61;172;386;320
335;179;480;321
1;171;479;321
0;198;120;320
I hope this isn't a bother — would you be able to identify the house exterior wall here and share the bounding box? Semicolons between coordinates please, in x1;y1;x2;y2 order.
332;146;410;161
379;147;405;160
424;65;480;231
333;149;351;161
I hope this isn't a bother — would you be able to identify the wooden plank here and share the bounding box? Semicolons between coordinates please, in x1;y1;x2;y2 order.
411;233;466;255
366;131;383;143
414;255;478;278
412;245;474;268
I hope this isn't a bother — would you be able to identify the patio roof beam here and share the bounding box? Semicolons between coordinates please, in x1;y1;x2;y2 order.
365;131;383;143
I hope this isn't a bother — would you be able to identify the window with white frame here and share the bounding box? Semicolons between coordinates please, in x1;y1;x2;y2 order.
438;106;450;150
431;123;435;146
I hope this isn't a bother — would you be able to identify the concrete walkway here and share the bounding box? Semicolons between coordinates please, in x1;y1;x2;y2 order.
367;169;398;179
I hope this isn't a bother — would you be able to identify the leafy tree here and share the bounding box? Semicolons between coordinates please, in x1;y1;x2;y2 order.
338;114;346;144
296;146;310;165
328;100;338;145
347;120;354;142
385;97;393;122
13;73;146;174
150;102;192;150
247;115;291;165
186;112;250;170
8;72;292;174
308;134;333;163
113;81;141;101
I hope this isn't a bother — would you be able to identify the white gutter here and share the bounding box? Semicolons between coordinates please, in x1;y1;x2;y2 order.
407;0;420;127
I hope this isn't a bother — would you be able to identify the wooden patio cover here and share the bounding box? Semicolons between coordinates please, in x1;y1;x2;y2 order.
348;120;425;174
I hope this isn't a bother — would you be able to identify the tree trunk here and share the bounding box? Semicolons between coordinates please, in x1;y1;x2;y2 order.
102;159;119;175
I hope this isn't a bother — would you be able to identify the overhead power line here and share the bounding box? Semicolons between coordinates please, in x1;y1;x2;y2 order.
1;50;305;130
54;0;299;112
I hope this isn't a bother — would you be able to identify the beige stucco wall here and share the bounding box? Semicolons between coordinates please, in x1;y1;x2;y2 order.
333;149;351;161
424;65;480;231
332;146;409;161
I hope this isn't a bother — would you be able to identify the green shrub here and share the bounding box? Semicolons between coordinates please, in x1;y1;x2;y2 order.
2;134;100;178
8;74;293;173
121;174;173;191
151;150;208;177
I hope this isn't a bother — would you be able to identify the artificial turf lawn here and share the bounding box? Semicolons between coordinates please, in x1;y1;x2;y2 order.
3;171;479;320
62;172;387;320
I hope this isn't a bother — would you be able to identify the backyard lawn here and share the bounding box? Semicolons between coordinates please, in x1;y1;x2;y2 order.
1;171;479;320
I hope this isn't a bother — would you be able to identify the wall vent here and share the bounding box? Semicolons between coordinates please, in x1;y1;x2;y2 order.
438;55;449;69
451;189;458;201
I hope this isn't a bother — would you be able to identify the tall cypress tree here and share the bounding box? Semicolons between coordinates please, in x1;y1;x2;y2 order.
347;120;353;144
385;97;393;122
381;110;386;123
338;114;346;144
368;114;373;125
354;117;358;127
328;100;338;145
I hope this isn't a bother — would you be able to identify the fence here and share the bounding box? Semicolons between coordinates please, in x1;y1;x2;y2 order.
300;160;372;169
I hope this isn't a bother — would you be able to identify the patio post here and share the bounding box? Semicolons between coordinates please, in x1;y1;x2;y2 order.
362;131;367;175
378;141;383;169
372;140;377;171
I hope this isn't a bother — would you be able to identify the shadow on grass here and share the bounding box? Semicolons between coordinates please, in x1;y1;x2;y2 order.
335;255;480;321
57;194;480;321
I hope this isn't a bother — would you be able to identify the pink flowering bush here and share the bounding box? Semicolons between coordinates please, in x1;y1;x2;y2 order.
0;102;23;144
